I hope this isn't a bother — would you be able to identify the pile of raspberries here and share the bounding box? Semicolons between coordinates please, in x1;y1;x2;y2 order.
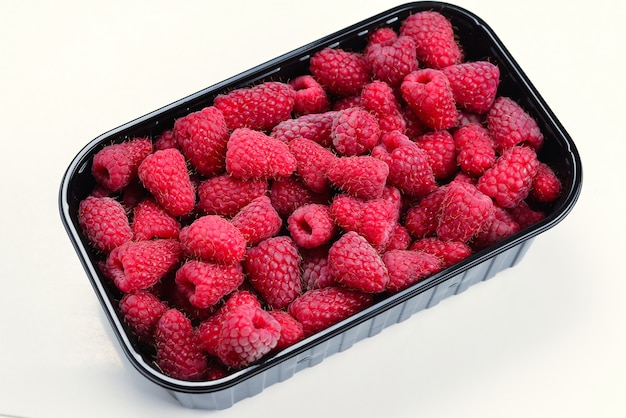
77;11;562;381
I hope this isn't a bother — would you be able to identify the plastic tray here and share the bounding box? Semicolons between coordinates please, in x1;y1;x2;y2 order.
59;1;582;410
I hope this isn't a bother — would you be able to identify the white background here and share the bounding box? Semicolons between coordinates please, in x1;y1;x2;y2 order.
1;1;624;417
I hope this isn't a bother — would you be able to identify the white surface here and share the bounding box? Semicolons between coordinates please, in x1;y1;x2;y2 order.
1;1;624;417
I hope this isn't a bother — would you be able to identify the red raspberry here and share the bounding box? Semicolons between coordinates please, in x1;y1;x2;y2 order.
159;276;215;324
487;96;544;152
360;81;406;135
365;33;417;88
415;130;458;180
137;148;196;217
270;111;337;147
382;249;443;293
331;107;381;156
230;196;283;246
289;75;330;115
268;310;305;351
457;110;485;127
155;309;207;381
399;11;463;69
473;206;520;250
442;61;500;114
300;246;333;291
453;123;497;177
530;162;562;203
179;215;247;264
91;137;153;192
196;174;268;217
410;237;473;268
383;224;412;251
437;181;495;243
216;304;282;369
287;204;336;249
154;129;177;150
477;145;540;208
401;103;428;138
131;198;180;241
328;231;389;293
197;291;262;356
372;131;437;198
119;290;169;343
175;260;244;309
78;196;132;253
401;69;458;131
330;194;397;249
173;106;229;177
243;236;302;309
309;48;370;96
225;128;297;180
404;185;448;239
214;81;296;131
365;27;398;47
288;286;374;337
105;239;182;293
289;137;337;193
326;156;389;200
332;95;362;111
269;176;331;218
508;201;546;229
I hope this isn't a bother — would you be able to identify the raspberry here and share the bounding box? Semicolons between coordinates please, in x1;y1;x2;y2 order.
410;237;473;268
309;48;370;96
131;198;180;241
404;185;448;239
155;309;207;381
225;128;297;180
243;236;302;309
196;174;268;217
214;81;296;131
173;106;229;177
442;61;500;114
382;250;443;293
508;201;546;229
215;304;282;369
365;33;417;87
175;260;244;309
487;96;544;152
268;310;305;351
287;204;336;249
415;130;458;180
331;107;381;156
300;246;333;291
360;81;406;135
91;137;153;192
119;290;169;343
401;103;428;138
179;215;247;264
453;123;497;177
365;27;398;47
437;181;495;243
473;206;520;249
457;110;485;127
383;224;412;251
105;239;182;293
197;291;262;356
477;145;540;208
399;11;463;69
231;196;283;246
401;68;458;131
289;75;330;115
137;148;196;217
328;231;389;293
78;196;132;253
332;95;362;111
372;131;437;198
330;194;397;249
154;129;177;150
270;111;337;147
270;176;331;217
289;137;337;193
288;286;374;337
530;162;562;203
327;156;389;200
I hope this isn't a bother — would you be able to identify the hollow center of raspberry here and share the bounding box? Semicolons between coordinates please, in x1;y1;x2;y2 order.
297;219;313;236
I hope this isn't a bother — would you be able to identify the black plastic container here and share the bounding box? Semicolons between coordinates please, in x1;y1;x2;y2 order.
59;1;582;410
